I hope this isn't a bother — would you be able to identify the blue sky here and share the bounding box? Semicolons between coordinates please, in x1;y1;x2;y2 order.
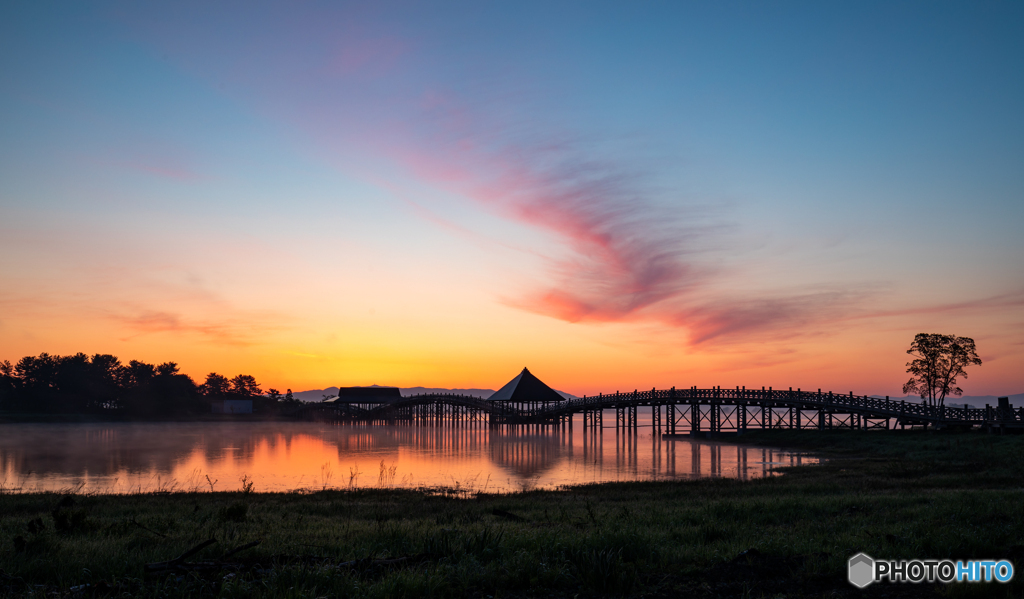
1;1;1021;394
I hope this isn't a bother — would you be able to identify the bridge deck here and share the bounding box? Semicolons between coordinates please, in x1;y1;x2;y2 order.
293;387;1020;432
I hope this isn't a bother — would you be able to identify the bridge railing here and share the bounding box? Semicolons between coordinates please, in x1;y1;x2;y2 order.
315;388;1019;426
529;387;1018;425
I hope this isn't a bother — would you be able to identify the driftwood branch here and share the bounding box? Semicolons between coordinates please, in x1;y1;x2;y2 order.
145;538;217;572
222;539;261;560
491;509;526;522
130;517;168;538
337;556;409;568
172;538;218;562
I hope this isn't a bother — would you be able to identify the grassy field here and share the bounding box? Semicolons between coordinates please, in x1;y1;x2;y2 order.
1;430;1023;598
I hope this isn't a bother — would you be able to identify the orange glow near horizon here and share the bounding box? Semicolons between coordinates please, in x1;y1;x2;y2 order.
2;290;1021;397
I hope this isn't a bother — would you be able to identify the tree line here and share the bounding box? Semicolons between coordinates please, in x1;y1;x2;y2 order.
0;352;299;417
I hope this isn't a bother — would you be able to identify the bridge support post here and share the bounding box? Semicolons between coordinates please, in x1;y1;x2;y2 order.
712;387;720;434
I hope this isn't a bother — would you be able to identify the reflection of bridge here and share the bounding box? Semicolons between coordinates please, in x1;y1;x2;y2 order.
293;387;1023;434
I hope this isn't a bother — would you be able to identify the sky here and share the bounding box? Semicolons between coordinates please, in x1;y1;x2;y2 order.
1;1;1022;397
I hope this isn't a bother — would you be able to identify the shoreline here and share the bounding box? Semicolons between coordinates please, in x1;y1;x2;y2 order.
2;430;1022;597
0;412;299;424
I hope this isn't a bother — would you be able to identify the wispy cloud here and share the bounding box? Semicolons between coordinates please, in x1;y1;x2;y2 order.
120;7;1009;349
394;122;725;316
0;260;289;349
851;290;1024;321
108;308;284;346
384;103;872;344
675;290;870;345
495;159;717;321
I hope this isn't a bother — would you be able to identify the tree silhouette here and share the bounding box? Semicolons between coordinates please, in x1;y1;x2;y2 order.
150;362;199;415
89;354;125;410
0;360;14;411
0;352;219;417
14;353;67;412
230;374;262;397
202;373;231;397
903;333;982;407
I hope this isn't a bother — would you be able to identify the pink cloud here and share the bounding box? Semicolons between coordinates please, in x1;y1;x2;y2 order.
112;4;1018;352
385;122;759;338
851;290;1024;321
375;103;936;346
109;309;281;346
675;291;868;345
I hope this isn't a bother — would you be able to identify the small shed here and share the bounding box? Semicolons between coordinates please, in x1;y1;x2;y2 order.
211;399;253;414
325;386;402;404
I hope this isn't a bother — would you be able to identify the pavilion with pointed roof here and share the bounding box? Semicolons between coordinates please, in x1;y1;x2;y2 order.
487;368;565;403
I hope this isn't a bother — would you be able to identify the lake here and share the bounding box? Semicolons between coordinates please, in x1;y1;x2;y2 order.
0;419;817;494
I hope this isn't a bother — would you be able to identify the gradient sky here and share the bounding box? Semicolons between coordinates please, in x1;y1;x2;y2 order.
2;2;1022;397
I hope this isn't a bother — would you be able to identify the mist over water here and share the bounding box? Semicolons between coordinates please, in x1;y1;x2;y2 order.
0;420;816;494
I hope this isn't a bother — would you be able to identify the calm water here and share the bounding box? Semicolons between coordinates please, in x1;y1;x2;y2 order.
0;419;817;494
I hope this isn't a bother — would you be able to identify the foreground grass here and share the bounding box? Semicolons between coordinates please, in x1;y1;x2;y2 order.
2;430;1023;598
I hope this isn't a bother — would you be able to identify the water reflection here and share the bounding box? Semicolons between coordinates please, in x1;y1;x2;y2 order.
0;420;816;494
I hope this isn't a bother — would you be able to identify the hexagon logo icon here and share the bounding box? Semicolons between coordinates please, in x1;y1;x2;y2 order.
848;553;875;588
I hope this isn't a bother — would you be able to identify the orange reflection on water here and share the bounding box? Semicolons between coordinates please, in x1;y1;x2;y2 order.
0;421;817;494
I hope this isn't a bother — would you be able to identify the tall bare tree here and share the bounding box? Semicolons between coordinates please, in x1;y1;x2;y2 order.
903;333;982;407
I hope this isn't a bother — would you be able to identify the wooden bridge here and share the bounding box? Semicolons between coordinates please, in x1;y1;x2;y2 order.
294;387;1022;435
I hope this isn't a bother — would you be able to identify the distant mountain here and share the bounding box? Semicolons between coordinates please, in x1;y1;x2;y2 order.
290;387;342;402
294;387;1024;406
292;385;578;402
401;386;579;400
870;393;1024;409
